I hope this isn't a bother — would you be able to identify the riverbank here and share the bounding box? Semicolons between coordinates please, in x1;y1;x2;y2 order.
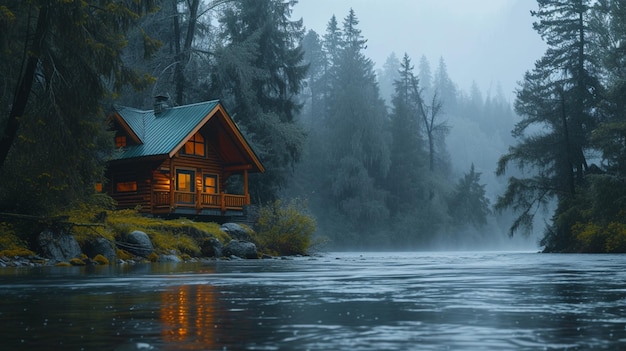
0;250;290;268
0;199;317;264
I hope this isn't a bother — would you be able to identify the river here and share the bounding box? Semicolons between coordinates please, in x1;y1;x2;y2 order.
0;251;625;350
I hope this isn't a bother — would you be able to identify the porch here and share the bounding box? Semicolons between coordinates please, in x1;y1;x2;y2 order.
153;190;250;215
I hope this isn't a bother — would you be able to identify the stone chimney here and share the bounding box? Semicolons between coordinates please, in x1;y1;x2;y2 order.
153;94;169;115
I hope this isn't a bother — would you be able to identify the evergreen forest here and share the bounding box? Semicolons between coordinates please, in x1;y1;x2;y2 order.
2;0;626;252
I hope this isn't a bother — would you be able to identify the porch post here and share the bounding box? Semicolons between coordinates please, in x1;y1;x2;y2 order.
196;187;201;212
169;160;175;210
220;192;226;213
243;169;250;204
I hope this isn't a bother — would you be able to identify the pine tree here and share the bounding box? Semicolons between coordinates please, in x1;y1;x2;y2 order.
322;15;343;70
323;9;390;233
319;14;342;120
496;0;602;248
433;57;457;114
592;0;626;176
549;0;626;253
300;29;326;127
210;0;307;203
448;164;491;228
377;52;401;110
418;55;433;103
0;0;155;214
387;54;427;215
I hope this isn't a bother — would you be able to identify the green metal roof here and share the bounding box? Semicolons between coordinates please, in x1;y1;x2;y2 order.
112;100;220;160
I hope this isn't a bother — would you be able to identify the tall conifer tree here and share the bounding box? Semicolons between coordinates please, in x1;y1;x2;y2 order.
387;54;427;215
323;9;390;234
0;0;155;213
210;0;307;203
496;0;601;249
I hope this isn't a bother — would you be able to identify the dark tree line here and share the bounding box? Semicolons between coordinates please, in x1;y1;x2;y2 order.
496;0;626;252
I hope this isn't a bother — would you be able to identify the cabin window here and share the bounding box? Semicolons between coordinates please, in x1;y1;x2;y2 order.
115;135;127;148
95;182;103;193
182;133;205;157
116;181;137;192
176;169;195;192
203;174;218;194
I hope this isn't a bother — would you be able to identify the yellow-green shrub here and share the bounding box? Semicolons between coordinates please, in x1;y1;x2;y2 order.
574;221;626;253
605;222;626;253
255;199;316;256
573;222;605;252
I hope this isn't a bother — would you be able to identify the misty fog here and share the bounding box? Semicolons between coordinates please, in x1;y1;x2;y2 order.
282;1;550;250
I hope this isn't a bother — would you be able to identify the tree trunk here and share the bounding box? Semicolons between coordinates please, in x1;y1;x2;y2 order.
559;88;575;196
428;131;434;172
0;5;49;170
574;9;588;183
174;0;200;106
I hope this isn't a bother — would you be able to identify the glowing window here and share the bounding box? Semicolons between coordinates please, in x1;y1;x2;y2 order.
204;175;218;194
95;182;103;193
115;135;127;148
183;133;205;157
116;181;137;192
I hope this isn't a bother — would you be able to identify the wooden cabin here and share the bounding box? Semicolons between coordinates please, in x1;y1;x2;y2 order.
103;98;264;219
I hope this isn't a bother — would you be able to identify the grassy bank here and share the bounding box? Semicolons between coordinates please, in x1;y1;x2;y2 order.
0;197;317;261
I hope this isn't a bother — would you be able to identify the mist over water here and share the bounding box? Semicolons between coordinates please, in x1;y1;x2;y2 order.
1;252;624;350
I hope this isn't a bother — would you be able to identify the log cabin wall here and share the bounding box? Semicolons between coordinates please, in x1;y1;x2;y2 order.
170;138;225;190
107;162;153;212
151;160;171;193
151;158;171;213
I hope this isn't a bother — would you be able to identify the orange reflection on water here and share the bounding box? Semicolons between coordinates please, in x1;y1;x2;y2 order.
161;284;217;350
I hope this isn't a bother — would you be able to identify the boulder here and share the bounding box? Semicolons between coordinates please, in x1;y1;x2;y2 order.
200;237;223;258
83;237;117;263
220;223;251;241
222;240;258;259
37;229;82;262
119;230;154;257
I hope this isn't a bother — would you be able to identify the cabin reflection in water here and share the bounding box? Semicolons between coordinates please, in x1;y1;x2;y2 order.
161;284;217;349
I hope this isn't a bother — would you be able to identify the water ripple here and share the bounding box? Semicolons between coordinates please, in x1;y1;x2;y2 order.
1;252;626;350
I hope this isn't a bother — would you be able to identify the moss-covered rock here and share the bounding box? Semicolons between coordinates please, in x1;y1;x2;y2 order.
69;258;86;266
93;254;109;265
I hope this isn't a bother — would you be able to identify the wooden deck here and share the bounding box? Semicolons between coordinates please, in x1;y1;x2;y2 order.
152;190;249;214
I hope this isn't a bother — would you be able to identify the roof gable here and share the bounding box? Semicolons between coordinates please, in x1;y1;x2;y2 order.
110;100;264;172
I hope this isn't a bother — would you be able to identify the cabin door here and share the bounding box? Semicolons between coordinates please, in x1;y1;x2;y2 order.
175;169;195;203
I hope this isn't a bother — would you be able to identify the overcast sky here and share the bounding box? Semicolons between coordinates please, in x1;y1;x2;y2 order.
292;0;547;102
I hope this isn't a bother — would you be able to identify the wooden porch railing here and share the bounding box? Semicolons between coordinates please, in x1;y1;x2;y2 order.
153;191;247;213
